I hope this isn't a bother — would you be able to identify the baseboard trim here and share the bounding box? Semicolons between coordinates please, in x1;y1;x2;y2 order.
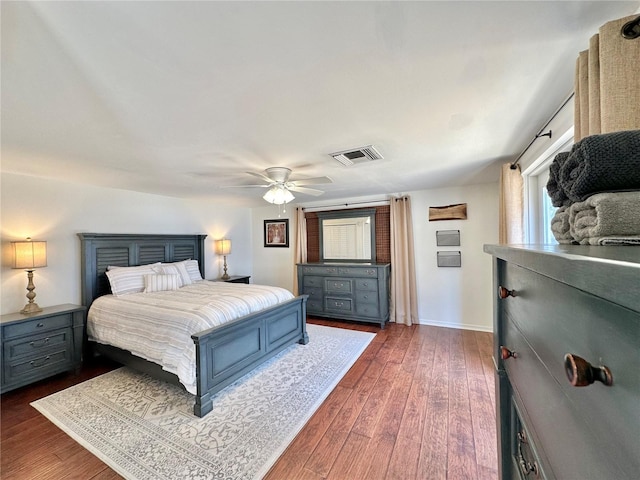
417;318;493;333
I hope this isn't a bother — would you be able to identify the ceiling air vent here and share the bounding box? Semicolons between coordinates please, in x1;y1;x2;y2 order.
329;145;383;167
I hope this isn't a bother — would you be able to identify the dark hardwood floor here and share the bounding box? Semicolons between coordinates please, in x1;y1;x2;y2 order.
1;319;497;479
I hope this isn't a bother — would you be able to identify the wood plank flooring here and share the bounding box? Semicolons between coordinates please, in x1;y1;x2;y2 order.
1;319;497;479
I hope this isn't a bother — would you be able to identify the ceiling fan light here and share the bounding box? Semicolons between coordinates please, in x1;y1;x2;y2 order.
263;186;294;204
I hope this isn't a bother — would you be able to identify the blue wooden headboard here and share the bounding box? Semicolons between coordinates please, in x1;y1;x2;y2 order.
78;233;207;308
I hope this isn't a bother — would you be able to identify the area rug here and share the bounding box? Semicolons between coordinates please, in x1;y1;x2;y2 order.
31;324;374;480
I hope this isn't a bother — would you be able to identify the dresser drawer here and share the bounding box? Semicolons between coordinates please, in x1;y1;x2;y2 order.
303;276;323;288
355;302;380;318
5;349;73;383
302;265;339;275
355;278;378;292
325;278;352;295
337;266;378;278
325;296;353;313
306;298;324;313
6;329;72;360
502;315;636;479
355;290;377;305
3;313;72;339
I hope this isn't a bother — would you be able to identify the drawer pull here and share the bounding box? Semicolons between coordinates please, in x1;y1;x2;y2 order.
517;431;539;477
30;356;51;367
498;286;515;299
36;322;45;328
29;338;50;347
500;346;518;360
564;353;613;387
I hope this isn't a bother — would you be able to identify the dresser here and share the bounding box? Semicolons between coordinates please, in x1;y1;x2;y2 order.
1;304;86;394
297;263;390;327
484;245;640;480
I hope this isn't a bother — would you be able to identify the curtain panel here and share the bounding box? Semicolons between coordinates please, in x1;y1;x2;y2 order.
499;164;524;244
574;14;640;141
389;196;418;326
293;207;307;295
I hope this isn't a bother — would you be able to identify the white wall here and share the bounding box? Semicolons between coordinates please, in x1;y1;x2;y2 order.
410;183;499;331
251;204;296;289
1;173;252;314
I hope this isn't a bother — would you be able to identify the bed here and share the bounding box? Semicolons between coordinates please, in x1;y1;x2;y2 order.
78;233;308;417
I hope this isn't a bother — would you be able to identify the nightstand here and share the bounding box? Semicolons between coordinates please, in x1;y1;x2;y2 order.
213;275;251;284
1;304;86;394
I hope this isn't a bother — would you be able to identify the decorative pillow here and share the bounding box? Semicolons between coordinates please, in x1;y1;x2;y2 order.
182;259;204;282
157;262;192;287
105;263;161;296
143;274;180;293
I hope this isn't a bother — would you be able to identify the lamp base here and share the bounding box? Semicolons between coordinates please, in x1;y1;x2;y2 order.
220;273;230;280
21;302;43;315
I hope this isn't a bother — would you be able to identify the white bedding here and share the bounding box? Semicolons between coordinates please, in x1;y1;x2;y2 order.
87;281;295;394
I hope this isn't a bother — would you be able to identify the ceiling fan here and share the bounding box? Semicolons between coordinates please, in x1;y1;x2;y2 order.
225;167;333;204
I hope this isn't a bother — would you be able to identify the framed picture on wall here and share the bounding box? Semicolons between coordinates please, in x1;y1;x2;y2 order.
264;219;289;248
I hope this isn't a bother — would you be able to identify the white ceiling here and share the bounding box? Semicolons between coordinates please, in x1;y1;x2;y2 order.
2;1;638;207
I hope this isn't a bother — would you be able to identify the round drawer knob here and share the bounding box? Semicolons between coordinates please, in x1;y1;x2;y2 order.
564;353;613;387
498;286;515;299
500;346;518;360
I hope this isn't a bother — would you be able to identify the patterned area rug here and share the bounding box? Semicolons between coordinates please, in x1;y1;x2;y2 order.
32;324;374;480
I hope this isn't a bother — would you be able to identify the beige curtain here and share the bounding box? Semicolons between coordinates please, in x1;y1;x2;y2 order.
292;207;307;295
574;14;640;141
389;196;418;326
499;163;524;244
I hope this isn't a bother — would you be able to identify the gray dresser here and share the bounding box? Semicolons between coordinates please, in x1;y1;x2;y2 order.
297;263;390;328
484;245;639;480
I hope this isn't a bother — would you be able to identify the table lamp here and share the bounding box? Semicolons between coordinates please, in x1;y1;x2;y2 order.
215;238;232;280
12;237;47;314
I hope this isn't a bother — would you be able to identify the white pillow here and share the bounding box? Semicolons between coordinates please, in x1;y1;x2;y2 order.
144;274;180;293
105;263;161;296
182;259;204;282
157;262;192;287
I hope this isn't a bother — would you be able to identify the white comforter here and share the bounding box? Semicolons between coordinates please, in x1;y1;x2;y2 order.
87;281;295;394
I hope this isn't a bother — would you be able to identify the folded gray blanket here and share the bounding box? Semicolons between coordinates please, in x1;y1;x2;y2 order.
569;191;640;244
546;152;571;207
559;130;640;202
550;206;575;244
588;236;640;246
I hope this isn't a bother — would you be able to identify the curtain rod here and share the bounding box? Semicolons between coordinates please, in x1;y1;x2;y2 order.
510;91;575;170
300;199;390;211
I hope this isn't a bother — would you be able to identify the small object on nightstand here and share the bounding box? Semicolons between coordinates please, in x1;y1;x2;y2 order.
1;304;86;394
212;275;250;284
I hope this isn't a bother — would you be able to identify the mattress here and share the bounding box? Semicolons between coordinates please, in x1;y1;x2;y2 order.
87;281;295;394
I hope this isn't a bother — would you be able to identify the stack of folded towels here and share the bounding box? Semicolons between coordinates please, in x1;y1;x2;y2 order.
546;130;640;245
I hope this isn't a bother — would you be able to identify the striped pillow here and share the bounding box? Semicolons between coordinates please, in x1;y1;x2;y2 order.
106;263;161;296
143;274;180;293
157;262;192;287
182;259;204;282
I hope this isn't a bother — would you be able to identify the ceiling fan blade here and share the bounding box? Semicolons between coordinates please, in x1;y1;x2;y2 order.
288;185;324;196
246;171;275;183
219;184;270;189
289;176;333;186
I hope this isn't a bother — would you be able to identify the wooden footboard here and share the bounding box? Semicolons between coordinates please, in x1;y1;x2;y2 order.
192;295;308;417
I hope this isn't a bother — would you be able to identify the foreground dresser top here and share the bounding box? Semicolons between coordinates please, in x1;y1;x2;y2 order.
483;244;640;314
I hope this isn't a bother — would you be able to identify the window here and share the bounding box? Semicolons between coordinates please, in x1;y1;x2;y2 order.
522;129;573;244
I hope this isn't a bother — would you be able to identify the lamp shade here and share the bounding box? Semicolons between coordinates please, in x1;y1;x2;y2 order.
263;186;295;205
215;238;232;255
12;239;47;269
